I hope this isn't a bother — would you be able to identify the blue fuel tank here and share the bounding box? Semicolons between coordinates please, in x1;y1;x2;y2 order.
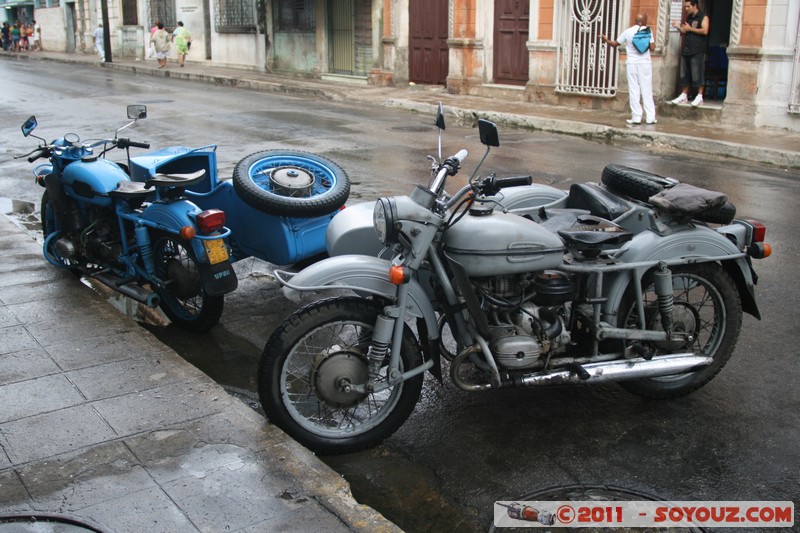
62;157;130;207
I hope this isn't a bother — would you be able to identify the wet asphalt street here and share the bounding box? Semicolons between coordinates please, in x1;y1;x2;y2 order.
1;59;798;532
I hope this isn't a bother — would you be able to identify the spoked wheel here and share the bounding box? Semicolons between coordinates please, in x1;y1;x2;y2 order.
618;263;742;399
152;234;223;333
232;150;350;218
258;297;423;455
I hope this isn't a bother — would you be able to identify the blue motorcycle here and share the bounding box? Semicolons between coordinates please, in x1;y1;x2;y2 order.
17;105;238;332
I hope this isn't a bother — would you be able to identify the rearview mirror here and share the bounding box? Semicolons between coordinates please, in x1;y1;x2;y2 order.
127;105;147;120
435;102;446;131
21;116;37;137
478;119;499;147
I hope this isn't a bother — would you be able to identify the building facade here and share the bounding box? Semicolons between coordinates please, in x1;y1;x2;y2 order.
3;0;798;132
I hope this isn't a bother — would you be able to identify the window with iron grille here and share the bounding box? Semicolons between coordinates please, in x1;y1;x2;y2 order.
274;0;314;32
122;0;138;25
147;0;176;30
214;0;257;33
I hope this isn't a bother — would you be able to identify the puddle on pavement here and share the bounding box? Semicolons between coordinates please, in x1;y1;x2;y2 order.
1;198;39;233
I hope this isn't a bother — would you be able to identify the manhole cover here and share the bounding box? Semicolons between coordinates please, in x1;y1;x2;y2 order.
0;514;108;533
488;484;706;532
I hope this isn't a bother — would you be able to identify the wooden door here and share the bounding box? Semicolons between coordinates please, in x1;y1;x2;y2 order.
409;0;449;85
494;0;529;85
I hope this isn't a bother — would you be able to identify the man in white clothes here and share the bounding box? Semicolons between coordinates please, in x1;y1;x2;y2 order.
93;22;105;61
600;13;657;125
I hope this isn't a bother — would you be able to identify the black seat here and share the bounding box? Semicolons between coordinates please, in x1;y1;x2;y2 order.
558;216;633;258
108;180;155;200
565;183;629;221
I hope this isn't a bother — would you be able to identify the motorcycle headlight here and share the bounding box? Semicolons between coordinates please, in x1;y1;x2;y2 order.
374;197;398;245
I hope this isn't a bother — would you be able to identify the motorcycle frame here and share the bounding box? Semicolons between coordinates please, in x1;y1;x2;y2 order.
275;207;757;393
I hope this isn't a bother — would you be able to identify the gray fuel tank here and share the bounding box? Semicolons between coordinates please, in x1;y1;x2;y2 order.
443;206;564;276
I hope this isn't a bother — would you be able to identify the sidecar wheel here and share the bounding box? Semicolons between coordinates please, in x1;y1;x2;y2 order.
601;165;736;224
152;234;224;333
258;297;423;455
232;150;350;218
617;263;742;400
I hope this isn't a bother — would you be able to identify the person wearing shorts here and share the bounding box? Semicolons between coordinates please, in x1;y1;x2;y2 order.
669;0;709;107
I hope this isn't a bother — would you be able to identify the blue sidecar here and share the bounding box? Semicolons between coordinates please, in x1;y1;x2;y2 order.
129;146;350;266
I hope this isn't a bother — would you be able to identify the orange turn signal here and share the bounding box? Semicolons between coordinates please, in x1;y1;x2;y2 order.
389;265;410;285
749;242;772;259
180;226;197;240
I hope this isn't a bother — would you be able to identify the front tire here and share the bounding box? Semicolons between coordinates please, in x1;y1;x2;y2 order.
618;263;742;399
152;234;223;333
258;297;423;455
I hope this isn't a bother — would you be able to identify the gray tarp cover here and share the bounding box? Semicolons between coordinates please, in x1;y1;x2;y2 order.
649;183;727;214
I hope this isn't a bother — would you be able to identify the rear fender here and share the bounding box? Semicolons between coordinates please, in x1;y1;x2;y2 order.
139;200;209;260
602;226;759;321
197;260;238;296
278;254;440;338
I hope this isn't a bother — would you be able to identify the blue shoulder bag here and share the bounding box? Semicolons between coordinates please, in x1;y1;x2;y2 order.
632;27;652;54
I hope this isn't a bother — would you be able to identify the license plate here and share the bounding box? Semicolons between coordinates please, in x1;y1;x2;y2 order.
204;239;229;265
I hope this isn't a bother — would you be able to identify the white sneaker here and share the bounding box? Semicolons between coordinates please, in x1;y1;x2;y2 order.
691;94;703;107
670;93;688;105
646;118;657;124
625;118;642;125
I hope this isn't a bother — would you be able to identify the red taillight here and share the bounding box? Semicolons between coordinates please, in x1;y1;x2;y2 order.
197;209;225;233
746;219;767;242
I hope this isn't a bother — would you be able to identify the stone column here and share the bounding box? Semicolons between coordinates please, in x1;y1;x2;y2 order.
446;0;484;93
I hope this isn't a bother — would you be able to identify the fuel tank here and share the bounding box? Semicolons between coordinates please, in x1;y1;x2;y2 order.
62;157;130;207
443;206;564;276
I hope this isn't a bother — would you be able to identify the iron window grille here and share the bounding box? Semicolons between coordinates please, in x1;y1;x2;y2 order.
214;0;257;33
147;0;176;30
274;0;315;32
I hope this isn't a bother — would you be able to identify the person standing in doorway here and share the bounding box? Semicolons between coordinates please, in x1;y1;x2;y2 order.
172;21;191;67
670;0;709;107
93;22;105;61
600;13;657;125
150;22;171;69
33;20;40;51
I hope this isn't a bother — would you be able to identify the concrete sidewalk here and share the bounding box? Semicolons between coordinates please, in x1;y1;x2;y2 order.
0;213;398;532
3;50;800;169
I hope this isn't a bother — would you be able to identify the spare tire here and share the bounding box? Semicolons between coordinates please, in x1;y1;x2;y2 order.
600;164;736;224
601;164;676;201
233;150;350;218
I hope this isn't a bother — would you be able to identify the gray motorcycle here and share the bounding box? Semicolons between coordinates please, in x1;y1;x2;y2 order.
258;116;771;455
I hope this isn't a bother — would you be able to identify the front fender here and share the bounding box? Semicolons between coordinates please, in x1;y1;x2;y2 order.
277;254;440;337
602;226;758;320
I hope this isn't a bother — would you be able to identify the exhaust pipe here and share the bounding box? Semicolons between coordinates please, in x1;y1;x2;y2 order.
510;353;713;387
92;272;160;308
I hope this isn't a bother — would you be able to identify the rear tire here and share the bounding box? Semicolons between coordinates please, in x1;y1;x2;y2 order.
258;297;423;454
618;263;742;399
152;234;223;333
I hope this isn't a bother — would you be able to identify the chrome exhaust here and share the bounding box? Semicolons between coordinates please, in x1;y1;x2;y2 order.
92;272;160;308
511;353;713;387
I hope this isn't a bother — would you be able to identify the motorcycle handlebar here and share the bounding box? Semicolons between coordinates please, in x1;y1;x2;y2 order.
27;147;50;163
482;175;533;196
117;138;150;150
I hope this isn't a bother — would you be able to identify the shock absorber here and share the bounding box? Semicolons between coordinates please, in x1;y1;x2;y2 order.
654;262;674;336
367;314;395;378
